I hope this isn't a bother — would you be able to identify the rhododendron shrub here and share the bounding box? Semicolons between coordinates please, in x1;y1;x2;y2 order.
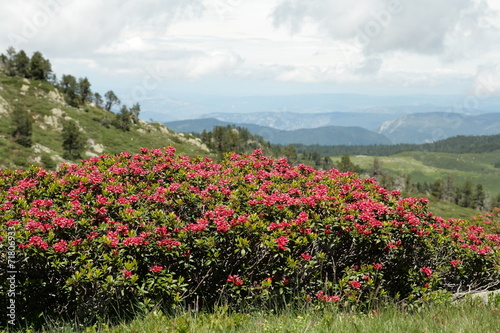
1;147;499;325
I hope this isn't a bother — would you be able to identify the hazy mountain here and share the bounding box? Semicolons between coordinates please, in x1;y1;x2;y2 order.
203;111;400;131
164;118;392;146
379;112;500;143
140;93;500;124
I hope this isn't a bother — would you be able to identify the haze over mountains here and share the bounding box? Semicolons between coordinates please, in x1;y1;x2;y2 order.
158;94;500;145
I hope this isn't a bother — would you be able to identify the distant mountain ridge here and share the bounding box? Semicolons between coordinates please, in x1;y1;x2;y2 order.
203;111;400;131
379;112;500;143
165;110;500;145
164;118;392;146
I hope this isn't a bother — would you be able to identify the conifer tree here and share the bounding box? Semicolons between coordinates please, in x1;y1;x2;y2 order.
59;74;79;107
336;154;360;173
104;90;120;111
62;120;86;159
94;93;103;108
11;107;32;147
77;77;92;105
113;105;132;131
4;47;17;76
129;103;141;123
13;50;30;78
29;51;52;80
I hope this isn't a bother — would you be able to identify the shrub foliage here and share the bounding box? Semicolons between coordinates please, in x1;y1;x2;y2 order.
1;147;499;326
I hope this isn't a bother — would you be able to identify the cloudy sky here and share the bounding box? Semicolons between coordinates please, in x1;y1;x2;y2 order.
1;0;500;108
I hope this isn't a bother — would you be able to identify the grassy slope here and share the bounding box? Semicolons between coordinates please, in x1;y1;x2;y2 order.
343;151;500;195
0;74;210;169
332;151;500;219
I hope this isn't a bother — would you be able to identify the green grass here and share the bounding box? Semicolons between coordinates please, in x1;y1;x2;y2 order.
425;196;480;220
8;299;500;333
343;152;500;196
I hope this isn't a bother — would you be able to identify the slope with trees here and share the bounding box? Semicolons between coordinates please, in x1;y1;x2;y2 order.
0;47;210;170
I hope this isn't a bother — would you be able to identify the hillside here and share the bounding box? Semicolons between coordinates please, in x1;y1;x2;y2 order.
335;151;500;215
164;118;392;146
0;73;210;170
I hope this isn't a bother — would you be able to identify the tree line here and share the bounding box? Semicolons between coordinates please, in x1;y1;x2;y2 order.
197;125;334;170
294;133;500;156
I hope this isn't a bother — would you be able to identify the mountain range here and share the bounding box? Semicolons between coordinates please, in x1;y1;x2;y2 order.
164;111;500;145
164;118;392;146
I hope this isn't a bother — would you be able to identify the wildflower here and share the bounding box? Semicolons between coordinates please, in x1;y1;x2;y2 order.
53;240;68;253
122;269;133;278
315;291;340;302
227;275;243;286
275;235;289;250
349;280;362;289
301;253;312;260
123;236;146;246
149;265;163;273
420;267;433;277
28;236;48;250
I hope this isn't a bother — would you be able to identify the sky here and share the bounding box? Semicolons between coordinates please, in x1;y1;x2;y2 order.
1;0;500;114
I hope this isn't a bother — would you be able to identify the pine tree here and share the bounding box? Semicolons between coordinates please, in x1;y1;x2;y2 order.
129;103;141;124
472;184;486;211
104;90;120;111
4;47;17;76
60;74;79;106
62;120;86;159
77;77;92;105
336;155;360;173
11;107;32;147
13;50;30;78
29;51;52;80
282;145;298;165
113;105;132;131
459;180;474;208
94;93;103;108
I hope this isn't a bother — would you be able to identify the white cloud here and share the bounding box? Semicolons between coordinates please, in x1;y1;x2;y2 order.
271;0;499;59
0;0;498;96
0;0;206;56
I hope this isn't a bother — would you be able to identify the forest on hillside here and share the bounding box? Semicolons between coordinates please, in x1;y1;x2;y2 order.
293;134;500;156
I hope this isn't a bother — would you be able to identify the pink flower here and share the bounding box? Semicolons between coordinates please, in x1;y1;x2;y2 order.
227;275;243;286
373;263;383;270
149;265;163;273
420;267;433;277
53;240;68;253
275;235;289;250
157;238;180;248
123;236;147;246
122;269;133;277
53;217;75;228
315;291;341;302
28;236;48;250
349;280;362;289
301;253;312;260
